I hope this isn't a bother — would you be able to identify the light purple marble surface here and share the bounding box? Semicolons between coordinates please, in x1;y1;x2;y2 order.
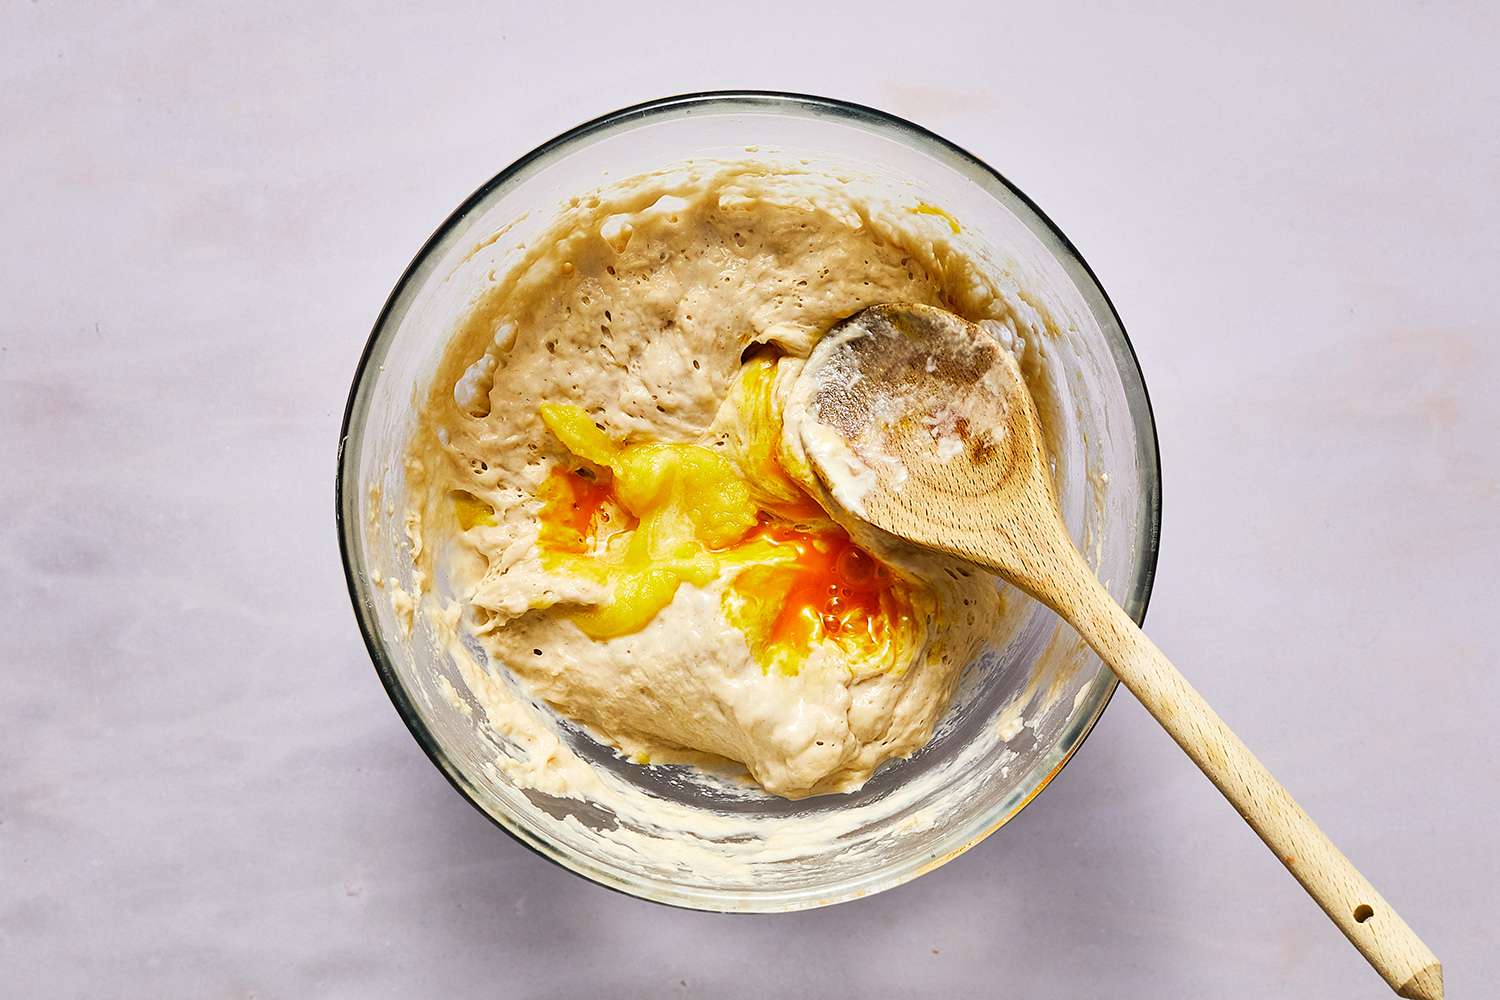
4;3;1496;997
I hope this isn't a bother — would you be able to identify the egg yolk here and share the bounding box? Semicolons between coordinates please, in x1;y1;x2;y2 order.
528;366;916;675
535;465;614;554
722;522;911;677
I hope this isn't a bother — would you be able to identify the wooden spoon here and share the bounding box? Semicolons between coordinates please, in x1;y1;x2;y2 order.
792;302;1441;1000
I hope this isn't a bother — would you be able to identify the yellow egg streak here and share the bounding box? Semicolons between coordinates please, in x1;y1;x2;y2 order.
910;201;962;234
452;491;496;529
537;402;794;640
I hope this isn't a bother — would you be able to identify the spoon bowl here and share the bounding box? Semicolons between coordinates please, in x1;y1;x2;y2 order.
794;302;1068;599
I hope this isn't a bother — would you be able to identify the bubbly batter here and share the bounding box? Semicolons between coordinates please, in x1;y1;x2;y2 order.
405;163;1046;798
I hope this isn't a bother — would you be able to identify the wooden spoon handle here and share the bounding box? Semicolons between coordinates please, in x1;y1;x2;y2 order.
1040;550;1441;999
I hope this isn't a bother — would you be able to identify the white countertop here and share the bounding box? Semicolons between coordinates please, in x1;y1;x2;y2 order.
5;3;1496;996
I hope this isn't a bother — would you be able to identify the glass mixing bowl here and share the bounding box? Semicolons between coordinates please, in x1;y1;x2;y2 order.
337;92;1160;911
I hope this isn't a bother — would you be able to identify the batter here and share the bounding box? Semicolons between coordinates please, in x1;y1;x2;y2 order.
405;163;1042;798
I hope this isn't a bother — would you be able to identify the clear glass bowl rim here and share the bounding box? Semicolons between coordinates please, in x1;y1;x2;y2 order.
335;90;1163;911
